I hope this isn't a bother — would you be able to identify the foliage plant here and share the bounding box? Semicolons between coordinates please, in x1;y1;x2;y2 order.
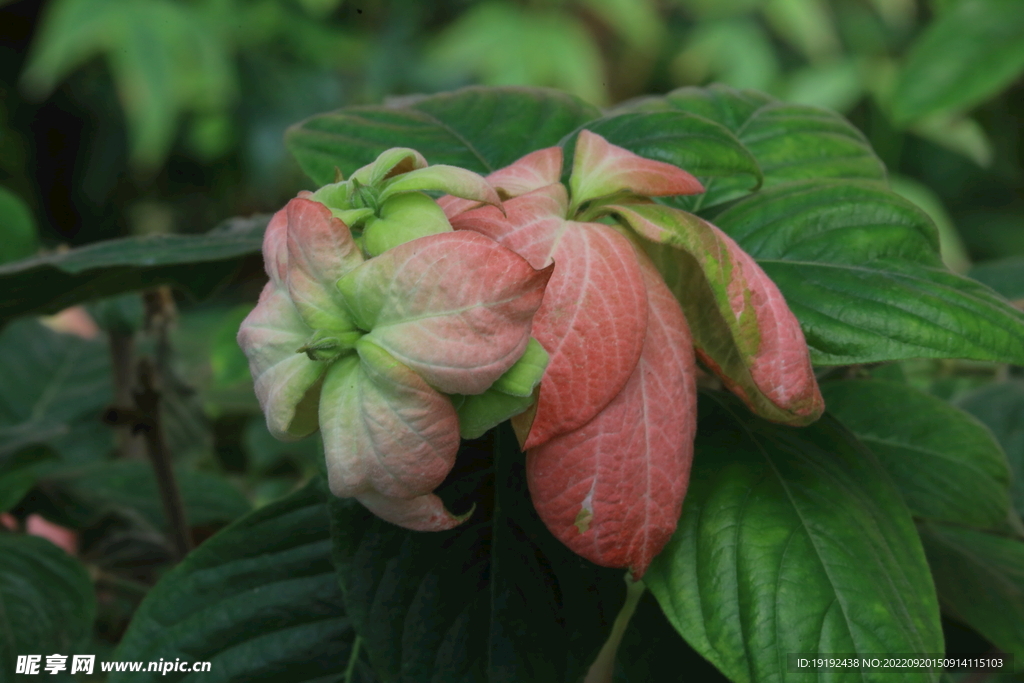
2;84;1024;683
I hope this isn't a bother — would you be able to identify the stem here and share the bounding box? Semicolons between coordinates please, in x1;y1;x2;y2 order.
108;330;145;459
134;358;192;560
584;572;646;683
344;635;363;683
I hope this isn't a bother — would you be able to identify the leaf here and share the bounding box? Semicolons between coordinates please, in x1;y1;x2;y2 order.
711;180;1024;365
0;319;112;471
286;85;601;185
918;522;1024;657
566;111;761;210
608;203;823;425
111;482;374;682
0;214;268;324
890;0;1024;124
525;250;697;576
970;256;1024;301
0;186;38;265
645;392;944;683
318;346;464;532
47;460;251;531
451;185;649;448
338;230;552;396
822;379;1011;528
957;380;1024;518
329;426;627;683
0;534;95;670
630;85;885;209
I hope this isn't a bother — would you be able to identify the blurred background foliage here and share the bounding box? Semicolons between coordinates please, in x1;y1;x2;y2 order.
1;0;1024;662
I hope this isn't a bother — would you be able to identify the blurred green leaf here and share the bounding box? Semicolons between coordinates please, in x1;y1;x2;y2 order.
0;186;38;265
286;85;601;184
580;0;664;52
919;522;1024;657
47;461;251;531
911;114;994;167
0;319;112;467
822;379;1011;528
23;0;235;167
969;257;1024;302
783;58;865;112
957;380;1024;518
425;3;607;105
670;20;779;93
0;534;96;671
0;214;268;324
890;0;1024;124
713;180;1024;365
762;0;840;61
111;482;374;682
645;392;943;683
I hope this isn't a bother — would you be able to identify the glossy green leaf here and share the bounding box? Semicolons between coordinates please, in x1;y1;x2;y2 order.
711;180;1024;365
957;380;1024;517
46;460;251;531
329;426;626;683
0;214;267;324
822;379;1010;527
630;85;885;209
111;482;374;682
0;186;37;265
564;111;761;207
918;522;1024;657
0;534;96;670
287;86;601;184
890;0;1024;124
646;392;943;683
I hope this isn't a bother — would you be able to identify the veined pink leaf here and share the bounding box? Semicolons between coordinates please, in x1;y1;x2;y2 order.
356;489;472;532
350;147;428;186
337;231;553;395
237;282;325;439
320;342;464;530
569;129;704;208
262;206;289;287
452;184;649;449
378;165;501;208
606;202;824;425
526;250;697;578
284;197;363;332
439;147;563;219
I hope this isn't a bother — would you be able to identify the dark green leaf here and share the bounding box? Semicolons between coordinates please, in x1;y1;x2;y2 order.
46;461;251;531
957;380;1024;518
710;180;1024;365
918;522;1024;657
629;84;885;209
111;482;372;682
564;111;761;208
822;379;1010;527
0;534;96;670
890;0;1024;124
0;319;112;466
329;426;626;683
645;392;943;683
969;256;1024;302
613;591;731;683
286;86;601;184
0;186;38;265
0;215;267;324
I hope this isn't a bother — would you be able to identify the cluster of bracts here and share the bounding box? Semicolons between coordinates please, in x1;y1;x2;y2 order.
238;132;823;577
